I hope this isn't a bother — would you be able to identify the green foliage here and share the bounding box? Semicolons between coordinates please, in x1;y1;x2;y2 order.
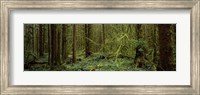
28;64;50;71
24;50;37;63
26;53;157;71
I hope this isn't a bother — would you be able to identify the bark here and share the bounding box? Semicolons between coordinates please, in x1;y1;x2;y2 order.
37;25;40;56
31;25;35;53
39;24;44;56
158;24;172;71
43;25;46;53
73;24;77;63
62;24;67;61
33;24;37;55
57;25;61;64
85;24;92;57
51;24;56;65
50;25;63;65
48;24;52;65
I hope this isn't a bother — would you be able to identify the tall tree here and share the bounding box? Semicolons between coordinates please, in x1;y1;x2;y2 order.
158;24;172;71
62;24;68;62
56;25;61;64
49;24;61;65
85;24;92;57
39;24;44;56
50;24;56;65
73;24;77;63
43;25;46;53
36;25;40;56
48;24;52;65
32;24;37;55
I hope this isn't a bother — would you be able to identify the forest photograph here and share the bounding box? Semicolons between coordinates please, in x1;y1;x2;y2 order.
24;24;176;71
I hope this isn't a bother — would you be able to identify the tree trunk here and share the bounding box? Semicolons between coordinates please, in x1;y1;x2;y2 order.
37;25;40;56
48;24;52;65
62;24;67;62
33;24;37;55
73;24;77;63
39;24;44;56
57;25;61;64
31;25;34;53
158;24;172;71
51;24;56;65
42;25;45;54
49;24;64;66
85;24;92;57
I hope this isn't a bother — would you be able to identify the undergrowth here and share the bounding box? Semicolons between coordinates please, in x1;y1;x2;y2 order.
25;53;157;71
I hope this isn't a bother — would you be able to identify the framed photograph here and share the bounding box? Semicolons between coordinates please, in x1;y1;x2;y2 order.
1;0;199;94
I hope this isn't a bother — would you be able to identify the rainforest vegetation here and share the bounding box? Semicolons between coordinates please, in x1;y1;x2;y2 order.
24;24;176;71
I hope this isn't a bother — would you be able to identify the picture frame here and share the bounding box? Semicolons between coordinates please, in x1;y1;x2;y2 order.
0;0;199;94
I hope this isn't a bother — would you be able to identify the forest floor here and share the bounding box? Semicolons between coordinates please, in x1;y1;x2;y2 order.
24;53;156;71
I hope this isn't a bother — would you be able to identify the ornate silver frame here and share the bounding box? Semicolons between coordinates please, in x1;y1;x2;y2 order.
0;0;199;94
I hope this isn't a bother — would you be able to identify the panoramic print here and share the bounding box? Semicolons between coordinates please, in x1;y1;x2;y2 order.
24;24;176;71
